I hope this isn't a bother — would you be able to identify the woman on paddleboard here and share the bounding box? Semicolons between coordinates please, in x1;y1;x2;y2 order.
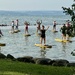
60;24;66;40
15;19;19;30
11;21;15;31
36;20;42;33
40;25;49;45
53;21;57;31
24;21;30;34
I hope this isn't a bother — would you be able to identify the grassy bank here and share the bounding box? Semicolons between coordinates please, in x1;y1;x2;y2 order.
0;59;75;75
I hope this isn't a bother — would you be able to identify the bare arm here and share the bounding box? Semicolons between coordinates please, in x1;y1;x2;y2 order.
46;26;49;31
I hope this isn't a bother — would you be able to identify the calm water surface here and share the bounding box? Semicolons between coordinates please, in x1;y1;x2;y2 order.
0;11;75;62
0;25;75;63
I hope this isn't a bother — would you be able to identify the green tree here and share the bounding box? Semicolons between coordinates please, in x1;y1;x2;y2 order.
62;0;75;35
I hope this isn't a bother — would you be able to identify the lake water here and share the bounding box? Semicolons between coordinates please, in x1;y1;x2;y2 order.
0;11;75;63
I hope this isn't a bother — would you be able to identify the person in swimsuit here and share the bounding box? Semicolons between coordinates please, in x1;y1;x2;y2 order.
66;25;71;41
11;21;14;31
36;20;42;33
15;19;19;30
60;24;66;40
24;21;29;34
40;25;49;45
53;21;57;31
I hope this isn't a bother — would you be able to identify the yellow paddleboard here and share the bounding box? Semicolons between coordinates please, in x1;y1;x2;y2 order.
35;44;52;48
14;30;20;32
9;31;14;34
9;30;20;33
14;30;20;33
52;30;58;33
36;32;41;36
55;38;72;43
0;43;6;46
25;34;31;36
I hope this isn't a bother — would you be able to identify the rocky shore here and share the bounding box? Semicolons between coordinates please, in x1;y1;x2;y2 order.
0;53;75;67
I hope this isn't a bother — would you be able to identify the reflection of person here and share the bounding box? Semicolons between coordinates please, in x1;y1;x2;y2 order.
40;25;49;45
0;29;3;37
53;21;56;31
15;19;19;30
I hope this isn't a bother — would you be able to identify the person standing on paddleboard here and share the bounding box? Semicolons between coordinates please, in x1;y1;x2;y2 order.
65;21;71;41
24;21;30;34
15;19;19;30
11;21;15;31
60;24;66;40
36;20;42;33
40;25;49;45
53;21;57;31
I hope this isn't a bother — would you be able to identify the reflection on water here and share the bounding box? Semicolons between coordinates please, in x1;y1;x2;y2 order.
1;26;75;62
56;42;66;59
59;42;72;59
24;36;29;45
40;48;47;58
62;43;66;50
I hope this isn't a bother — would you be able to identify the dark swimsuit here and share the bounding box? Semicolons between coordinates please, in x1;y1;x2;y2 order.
40;30;46;38
25;25;28;30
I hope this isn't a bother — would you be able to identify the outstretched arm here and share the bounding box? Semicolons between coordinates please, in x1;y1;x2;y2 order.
46;26;49;31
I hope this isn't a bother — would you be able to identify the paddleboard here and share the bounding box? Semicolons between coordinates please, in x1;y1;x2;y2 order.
36;32;41;36
25;34;31;36
35;44;52;48
9;29;20;34
14;30;20;32
0;43;6;46
52;30;58;33
9;31;14;34
55;38;72;43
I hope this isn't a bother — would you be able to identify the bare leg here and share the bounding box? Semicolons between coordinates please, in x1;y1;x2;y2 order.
44;38;46;45
62;34;66;40
25;29;28;34
40;38;42;44
63;35;66;40
66;34;69;41
25;30;26;34
12;26;14;31
37;29;38;33
27;29;29;34
62;34;63;40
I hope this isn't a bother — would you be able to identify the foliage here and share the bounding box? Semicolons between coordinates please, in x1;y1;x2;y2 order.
62;0;75;21
62;0;75;35
62;7;74;16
